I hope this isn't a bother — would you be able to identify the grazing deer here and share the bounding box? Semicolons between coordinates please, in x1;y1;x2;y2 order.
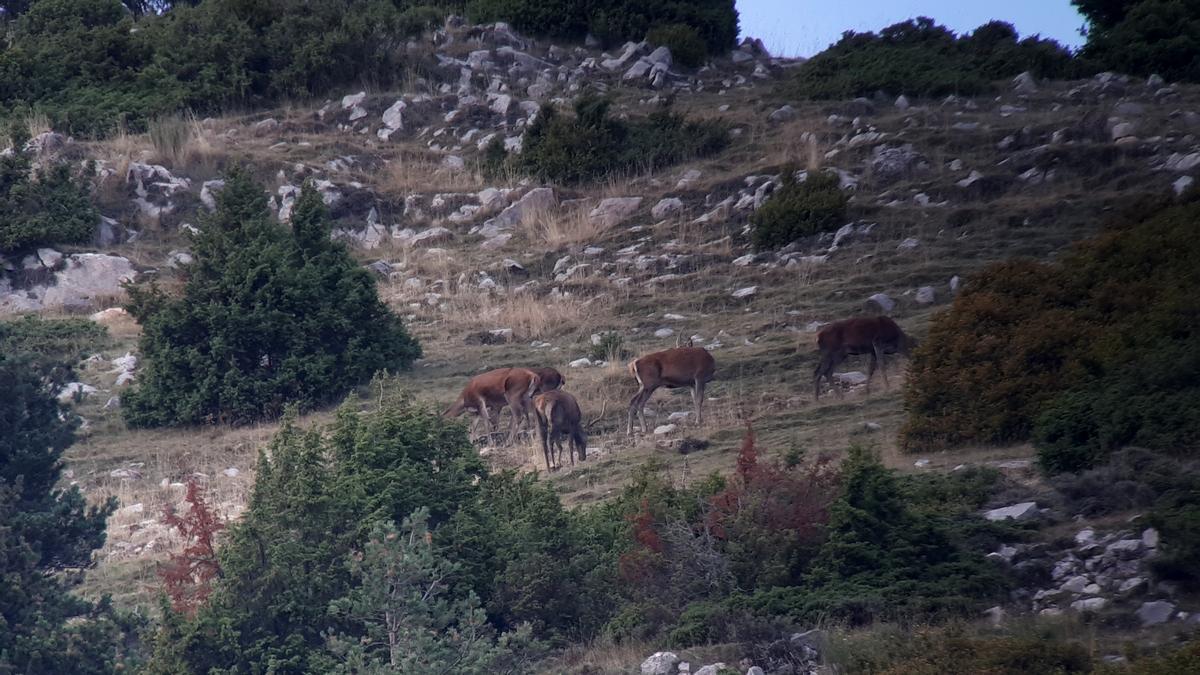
627;347;716;435
533;391;604;472
813;316;916;399
443;367;544;445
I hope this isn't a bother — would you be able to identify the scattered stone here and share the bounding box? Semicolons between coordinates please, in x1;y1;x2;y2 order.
834;371;868;386
1143;528;1160;548
768;105;797;123
1111;121;1137;141
1137;600;1175;626
568;358;593;368
651;197;684;220
222;467;240;478
1012;71;1038;95
897;237;920;250
894;95;910;110
865;293;894;314
57;382;98;404
731;286;757;299
914;459;931;468
640;652;679;675
1174;176;1194;196
915;286;936;305
589;197;642;227
653;424;678;436
654;328;674;338
1072;597;1109;612
694;664;726;675
1106;539;1143;559
1060;576;1090;594
110;468;142;480
984;502;1039;522
1119;577;1148;594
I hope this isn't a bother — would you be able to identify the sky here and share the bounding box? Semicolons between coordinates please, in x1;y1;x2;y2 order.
736;0;1087;58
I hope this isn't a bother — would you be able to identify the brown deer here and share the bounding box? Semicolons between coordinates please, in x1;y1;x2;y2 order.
627;347;716;435
813;316;916;399
533;391;604;472
443;367;549;445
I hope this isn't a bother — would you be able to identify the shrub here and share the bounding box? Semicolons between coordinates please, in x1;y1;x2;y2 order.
0;315;108;375
122;170;420;426
466;0;738;55
1075;0;1200;82
513;97;728;185
647;23;707;68
158;480;224;616
750;170;847;250
876;633;1093;675
903;197;1200;461
0;149;99;253
782;17;1079;101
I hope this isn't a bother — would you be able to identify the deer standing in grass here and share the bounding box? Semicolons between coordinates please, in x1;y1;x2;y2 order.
813;316;916;399
443;367;563;445
627;346;716;435
533;390;603;472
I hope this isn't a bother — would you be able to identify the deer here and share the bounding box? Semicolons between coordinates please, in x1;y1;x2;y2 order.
443;367;562;445
626;346;716;435
812;316;917;399
533;391;605;472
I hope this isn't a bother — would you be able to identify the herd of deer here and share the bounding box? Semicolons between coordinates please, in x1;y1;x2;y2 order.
442;316;916;472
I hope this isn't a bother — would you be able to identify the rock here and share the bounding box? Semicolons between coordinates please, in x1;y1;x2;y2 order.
653;424;677;435
253;118;280;135
983;502;1039;522
646;46;672;67
381;99;406;130
341;91;366;109
222;467;240;478
1060;575;1090;594
1071;597;1109;612
409;227;454;247
768;105;797;123
915;286;936;305
732;254;755;267
651;197;684;219
897;237;920;250
1111;121;1137;141
865;292;894;314
1075;529;1096;546
31;254;136;313
732;286;757;299
1119;577;1148;594
1106;539;1143;559
1143;528;1160;548
110;468;142;480
950;276;962;294
488;187;556;231
694;665;726;675
1013;71;1038;94
747;668;765;675
1164;152;1200;172
622;59;652;81
914;459;931;468
835;371;868;386
870;144;926;185
1137;600;1175;626
654;328;674;338
200;180;225;211
895;95;910;110
641;651;679;675
490;94;513;115
57;382;98;403
1174;176;1194;196
984;605;1006;627
588;197;642;227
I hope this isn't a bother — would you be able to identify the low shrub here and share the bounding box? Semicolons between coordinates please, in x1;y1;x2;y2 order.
750;170;848;250
782;17;1080;101
512;97;728;185
646;24;707;68
903;196;1200;463
876;633;1092;675
0;149;98;254
0;315;109;384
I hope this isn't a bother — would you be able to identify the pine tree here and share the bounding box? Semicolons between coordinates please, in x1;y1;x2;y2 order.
124;169;421;427
0;357;133;674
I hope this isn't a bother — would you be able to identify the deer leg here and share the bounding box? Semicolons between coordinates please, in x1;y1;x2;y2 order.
627;387;648;435
692;380;706;427
875;343;889;389
865;351;877;395
638;387;654;434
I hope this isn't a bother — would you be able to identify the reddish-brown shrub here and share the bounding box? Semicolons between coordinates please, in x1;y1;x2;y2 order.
159;480;225;615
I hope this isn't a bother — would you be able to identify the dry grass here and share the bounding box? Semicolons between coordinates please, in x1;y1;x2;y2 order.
24;110;52;139
439;289;611;341
519;201;612;249
380;151;489;195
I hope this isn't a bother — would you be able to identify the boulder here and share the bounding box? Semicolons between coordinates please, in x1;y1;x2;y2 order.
381;99;406;130
865;293;894;314
1110;121;1137;141
835;371;868;386
409;227;454;247
1071;597;1109;612
694;665;726;675
769;105;797;123
894;95;910;110
1012;71;1038;95
200;180;225;211
1173;176;1194;196
37;254;136;311
487;187;556;230
651;197;684;220
341;91;367;109
870;144;927;185
57;382;99;403
1136;600;1175;626
640;652;679;675
732;286;757;299
914;286;936;305
984;502;1039;522
653;424;677;435
646;46;672;67
589;197;642;228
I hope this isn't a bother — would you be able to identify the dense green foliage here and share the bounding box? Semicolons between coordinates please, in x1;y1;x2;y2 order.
0;0;446;137
750;170;848;249
782;18;1080;100
749;449;1010;626
0;356;135;674
467;0;737;54
122;170;419;427
1075;0;1200;82
512;97;728;185
903;197;1200;470
145;390;584;673
0;314;108;377
646;23;707;68
0;146;98;253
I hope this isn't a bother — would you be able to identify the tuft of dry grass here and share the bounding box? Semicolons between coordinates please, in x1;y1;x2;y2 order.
440;289;611;341
24;110;52;139
381;151;488;195
519;202;611;249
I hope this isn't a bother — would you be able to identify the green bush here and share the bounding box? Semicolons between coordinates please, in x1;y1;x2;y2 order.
0;315;109;385
467;0;738;55
0;149;98;254
1075;0;1200;82
903;197;1200;463
782;17;1079;101
750;170;848;250
646;23;707;68
513;97;728;185
122;169;420;427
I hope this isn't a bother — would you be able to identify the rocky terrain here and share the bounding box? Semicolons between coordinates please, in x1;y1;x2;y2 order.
5;17;1200;672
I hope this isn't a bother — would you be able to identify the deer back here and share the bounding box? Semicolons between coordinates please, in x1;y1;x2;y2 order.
534;389;582;427
634;347;715;387
529;367;565;392
818;317;907;354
